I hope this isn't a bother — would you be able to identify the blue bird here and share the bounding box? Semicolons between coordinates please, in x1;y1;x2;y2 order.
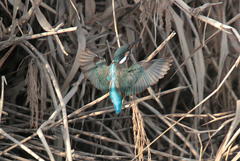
79;42;171;114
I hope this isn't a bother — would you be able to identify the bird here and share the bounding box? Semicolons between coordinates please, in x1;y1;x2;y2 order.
79;42;171;114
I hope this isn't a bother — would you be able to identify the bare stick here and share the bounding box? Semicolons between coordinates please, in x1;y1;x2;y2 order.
112;0;120;47
132;54;240;161
145;31;176;62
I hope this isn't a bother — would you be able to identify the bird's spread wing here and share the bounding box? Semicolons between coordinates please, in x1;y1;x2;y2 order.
118;58;171;96
79;49;110;92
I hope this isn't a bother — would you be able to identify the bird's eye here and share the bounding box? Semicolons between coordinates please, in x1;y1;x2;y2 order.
119;56;127;64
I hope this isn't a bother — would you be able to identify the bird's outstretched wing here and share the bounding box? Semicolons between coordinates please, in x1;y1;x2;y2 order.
79;49;110;92
118;58;171;96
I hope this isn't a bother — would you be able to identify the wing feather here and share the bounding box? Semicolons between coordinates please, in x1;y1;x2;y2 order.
118;58;171;96
79;49;110;92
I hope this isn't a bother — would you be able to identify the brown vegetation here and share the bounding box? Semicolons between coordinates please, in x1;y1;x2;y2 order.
1;0;240;160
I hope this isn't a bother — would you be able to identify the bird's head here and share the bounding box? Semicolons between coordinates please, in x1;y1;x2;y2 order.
113;39;140;64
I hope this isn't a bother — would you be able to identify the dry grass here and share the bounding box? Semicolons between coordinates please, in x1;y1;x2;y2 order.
1;0;240;161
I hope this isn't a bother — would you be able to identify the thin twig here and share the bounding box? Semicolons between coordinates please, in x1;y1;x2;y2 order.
145;31;176;62
112;0;120;47
132;55;240;160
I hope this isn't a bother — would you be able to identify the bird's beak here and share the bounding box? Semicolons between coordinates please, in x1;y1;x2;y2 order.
119;39;141;64
127;39;141;51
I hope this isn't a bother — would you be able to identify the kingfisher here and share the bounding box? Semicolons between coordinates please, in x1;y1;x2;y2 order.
79;42;171;114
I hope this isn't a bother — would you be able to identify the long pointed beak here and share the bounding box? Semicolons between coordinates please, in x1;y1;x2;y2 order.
125;38;141;58
119;39;141;64
127;39;141;51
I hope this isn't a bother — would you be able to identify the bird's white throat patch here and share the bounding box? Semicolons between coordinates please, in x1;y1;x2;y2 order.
119;56;127;64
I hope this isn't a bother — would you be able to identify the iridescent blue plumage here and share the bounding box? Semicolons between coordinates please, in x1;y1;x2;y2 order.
79;43;171;114
109;64;122;114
